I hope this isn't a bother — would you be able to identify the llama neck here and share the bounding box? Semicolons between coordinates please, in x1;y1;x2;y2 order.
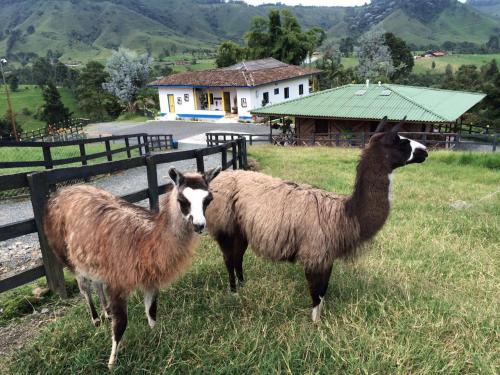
346;148;392;242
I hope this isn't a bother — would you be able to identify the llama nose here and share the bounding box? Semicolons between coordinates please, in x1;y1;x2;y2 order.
193;223;205;233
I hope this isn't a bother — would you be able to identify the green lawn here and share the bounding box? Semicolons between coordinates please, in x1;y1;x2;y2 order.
341;53;500;76
1;147;498;374
0;85;83;132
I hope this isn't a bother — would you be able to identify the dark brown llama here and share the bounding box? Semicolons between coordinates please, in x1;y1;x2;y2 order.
206;117;428;322
43;167;220;368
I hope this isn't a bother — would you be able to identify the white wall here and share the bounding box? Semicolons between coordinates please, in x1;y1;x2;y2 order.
158;87;195;115
252;77;311;109
236;88;254;118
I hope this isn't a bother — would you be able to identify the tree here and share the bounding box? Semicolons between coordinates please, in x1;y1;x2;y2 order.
0;110;22;139
102;48;152;112
432;61;436;70
357;31;395;81
245;16;271;60
243;9;323;65
384;32;414;80
8;74;19;92
215;41;246;68
32;57;53;86
40;82;71;126
76;61;119;121
481;59;499;80
339;37;354;57
486;35;499;52
316;51;359;89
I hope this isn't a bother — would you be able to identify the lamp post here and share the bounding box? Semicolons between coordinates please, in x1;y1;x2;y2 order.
0;58;18;141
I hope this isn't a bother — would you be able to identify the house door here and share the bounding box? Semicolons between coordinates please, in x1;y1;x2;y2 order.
223;92;231;112
167;94;175;113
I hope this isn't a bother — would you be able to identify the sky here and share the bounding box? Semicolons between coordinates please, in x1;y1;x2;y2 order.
242;0;465;6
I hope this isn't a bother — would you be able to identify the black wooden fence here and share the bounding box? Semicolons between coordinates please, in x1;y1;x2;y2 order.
0;138;247;295
206;132;498;152
0;133;175;171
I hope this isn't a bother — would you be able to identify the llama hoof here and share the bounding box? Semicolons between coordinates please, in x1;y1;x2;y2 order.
311;298;324;323
148;318;156;329
92;317;101;327
107;362;115;371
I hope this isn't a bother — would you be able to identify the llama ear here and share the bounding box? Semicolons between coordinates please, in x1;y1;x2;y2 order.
375;116;388;133
168;167;184;186
204;167;221;184
392;116;406;133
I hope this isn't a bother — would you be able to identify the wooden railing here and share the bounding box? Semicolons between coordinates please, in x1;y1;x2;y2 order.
0;138;247;295
206;131;498;152
0;134;151;170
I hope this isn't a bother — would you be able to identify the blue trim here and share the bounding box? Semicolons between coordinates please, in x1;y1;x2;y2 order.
239;116;253;120
159;112;167;116
177;114;225;119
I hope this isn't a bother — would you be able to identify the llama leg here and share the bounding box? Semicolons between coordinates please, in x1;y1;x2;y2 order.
76;274;100;327
107;290;128;370
305;266;332;323
144;287;159;329
95;282;111;320
216;232;237;292
233;234;248;286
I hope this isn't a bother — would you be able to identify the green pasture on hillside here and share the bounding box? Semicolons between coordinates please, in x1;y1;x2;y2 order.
0;85;83;132
0;147;498;374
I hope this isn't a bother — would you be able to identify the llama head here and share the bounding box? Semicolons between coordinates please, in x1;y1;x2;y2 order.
369;116;428;170
169;167;221;233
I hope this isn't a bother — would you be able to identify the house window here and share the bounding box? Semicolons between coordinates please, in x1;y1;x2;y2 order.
299;84;304;95
209;93;214;105
284;87;290;99
262;92;269;105
315;119;329;134
274;88;279;95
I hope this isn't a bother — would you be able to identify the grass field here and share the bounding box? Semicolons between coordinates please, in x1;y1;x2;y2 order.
0;147;499;374
341;53;500;76
0;85;83;132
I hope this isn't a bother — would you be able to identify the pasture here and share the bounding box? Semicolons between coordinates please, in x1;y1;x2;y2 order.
341;53;500;75
0;85;82;132
0;146;498;374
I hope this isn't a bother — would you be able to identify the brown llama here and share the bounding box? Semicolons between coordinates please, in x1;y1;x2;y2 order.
206;117;428;322
43;167;221;369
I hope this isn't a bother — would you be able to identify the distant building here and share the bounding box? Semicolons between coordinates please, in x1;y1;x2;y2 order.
251;82;486;137
149;58;321;122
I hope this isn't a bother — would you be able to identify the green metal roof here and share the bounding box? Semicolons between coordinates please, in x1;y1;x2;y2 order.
251;84;486;123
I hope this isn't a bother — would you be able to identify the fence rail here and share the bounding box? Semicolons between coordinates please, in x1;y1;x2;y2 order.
0;138;247;295
206;132;498;152
0;133;176;170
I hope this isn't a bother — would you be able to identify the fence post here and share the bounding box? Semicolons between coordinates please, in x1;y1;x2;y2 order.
493;134;497;152
138;136;143;156
143;135;150;154
231;142;237;170
240;138;248;169
236;138;243;169
42;145;53;169
221;146;228;170
454;133;460;149
105;139;112;161
125;137;131;158
206;134;210;147
195;150;205;173
79;141;87;166
361;132;366;149
145;156;160;212
27;172;67;298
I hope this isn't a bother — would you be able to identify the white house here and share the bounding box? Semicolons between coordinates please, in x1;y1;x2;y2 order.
149;58;321;122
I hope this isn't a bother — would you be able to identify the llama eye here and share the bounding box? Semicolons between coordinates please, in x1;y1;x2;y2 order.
177;197;190;211
203;194;213;208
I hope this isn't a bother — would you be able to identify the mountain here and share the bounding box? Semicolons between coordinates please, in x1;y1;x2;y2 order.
467;0;500;19
345;0;500;47
0;0;498;64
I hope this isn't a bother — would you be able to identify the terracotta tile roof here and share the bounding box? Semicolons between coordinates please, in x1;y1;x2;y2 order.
149;58;321;88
